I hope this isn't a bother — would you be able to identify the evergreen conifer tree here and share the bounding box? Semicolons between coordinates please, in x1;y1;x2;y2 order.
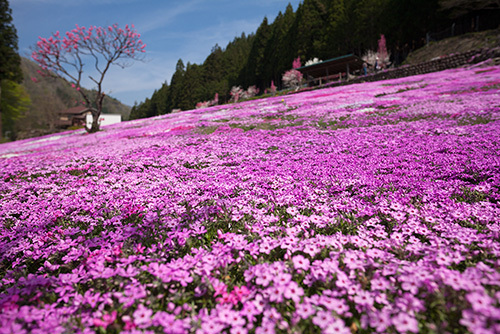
0;0;24;139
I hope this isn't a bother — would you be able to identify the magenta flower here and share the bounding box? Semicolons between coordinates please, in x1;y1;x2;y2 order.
133;304;153;327
392;312;419;333
295;301;316;319
283;281;304;303
312;310;335;329
324;318;351;334
466;292;493;313
292;254;310;271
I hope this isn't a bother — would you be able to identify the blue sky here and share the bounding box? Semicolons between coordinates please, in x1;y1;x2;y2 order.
11;0;302;106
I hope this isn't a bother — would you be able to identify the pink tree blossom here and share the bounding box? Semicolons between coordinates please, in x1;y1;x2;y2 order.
31;23;146;133
282;69;303;90
377;34;390;69
292;56;301;69
270;80;277;95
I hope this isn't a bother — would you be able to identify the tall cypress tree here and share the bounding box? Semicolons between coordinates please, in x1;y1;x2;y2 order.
275;4;297;88
240;17;271;90
168;59;186;111
0;0;23;139
0;0;21;83
293;0;328;62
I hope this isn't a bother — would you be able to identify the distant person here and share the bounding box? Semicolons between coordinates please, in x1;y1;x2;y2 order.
363;62;368;76
374;58;379;72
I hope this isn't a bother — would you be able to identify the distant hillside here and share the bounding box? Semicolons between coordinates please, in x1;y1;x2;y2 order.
404;28;500;65
15;57;131;139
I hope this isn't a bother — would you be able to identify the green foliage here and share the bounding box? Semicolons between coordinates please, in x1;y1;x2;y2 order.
131;0;459;120
0;0;22;83
1;79;30;139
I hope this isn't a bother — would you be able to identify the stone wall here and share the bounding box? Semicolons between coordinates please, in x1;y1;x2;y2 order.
344;47;500;86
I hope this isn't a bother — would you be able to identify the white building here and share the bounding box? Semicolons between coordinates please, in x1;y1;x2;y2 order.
86;113;122;128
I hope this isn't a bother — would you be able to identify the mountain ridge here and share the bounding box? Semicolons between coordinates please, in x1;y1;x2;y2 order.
13;57;131;140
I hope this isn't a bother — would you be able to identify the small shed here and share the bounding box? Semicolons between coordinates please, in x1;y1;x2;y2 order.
297;54;364;86
57;106;91;128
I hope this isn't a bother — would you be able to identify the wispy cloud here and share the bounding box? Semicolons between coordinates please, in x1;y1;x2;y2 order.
134;0;205;33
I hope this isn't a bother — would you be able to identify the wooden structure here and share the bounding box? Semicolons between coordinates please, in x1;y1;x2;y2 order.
56;106;91;128
297;54;364;86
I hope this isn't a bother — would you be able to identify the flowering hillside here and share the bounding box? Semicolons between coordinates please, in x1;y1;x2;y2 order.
1;65;500;334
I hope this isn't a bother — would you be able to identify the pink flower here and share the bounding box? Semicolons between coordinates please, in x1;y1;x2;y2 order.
230;327;248;334
295;301;316;319
292;254;310;271
312;310;335;329
122;315;136;330
283;281;304;303
267;285;284;303
368;309;391;332
134;243;146;254
213;280;227;297
112;243;123;256
93;310;117;328
353;290;374;307
286;207;299;216
133;304;153;327
335;271;351;289
273;272;292;286
84;290;101;308
218;309;246;327
200;319;225;334
466;292;493;313
324;318;351;334
392;312;419;333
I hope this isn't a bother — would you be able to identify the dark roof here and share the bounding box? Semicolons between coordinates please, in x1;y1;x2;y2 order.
60;106;91;115
297;54;364;78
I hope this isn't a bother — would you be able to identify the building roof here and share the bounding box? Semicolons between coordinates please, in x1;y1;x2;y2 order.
60;106;91;115
297;54;364;78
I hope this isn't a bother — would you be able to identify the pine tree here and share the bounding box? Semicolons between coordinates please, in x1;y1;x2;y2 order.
266;4;297;89
0;0;23;139
275;4;297;88
293;0;328;61
168;59;186;111
241;17;271;90
0;0;21;83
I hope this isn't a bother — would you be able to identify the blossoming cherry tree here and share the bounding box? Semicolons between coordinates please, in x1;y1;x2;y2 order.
31;24;146;133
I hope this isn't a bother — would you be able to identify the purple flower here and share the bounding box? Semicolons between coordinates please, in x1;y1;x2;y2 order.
466;292;493;313
312;310;335;329
324;318;351;334
283;281;304;303
295;301;316;319
392;312;419;333
292;254;310;271
133;304;153;328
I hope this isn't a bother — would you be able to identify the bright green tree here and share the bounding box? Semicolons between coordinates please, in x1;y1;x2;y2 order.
1;79;30;140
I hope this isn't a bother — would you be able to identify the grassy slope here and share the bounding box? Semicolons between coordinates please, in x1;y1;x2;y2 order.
404;28;500;65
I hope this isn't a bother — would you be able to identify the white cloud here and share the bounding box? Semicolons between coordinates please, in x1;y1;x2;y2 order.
134;0;205;33
102;17;263;105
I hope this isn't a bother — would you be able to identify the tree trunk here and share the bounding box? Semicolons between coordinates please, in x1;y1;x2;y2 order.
89;109;100;133
85;92;105;134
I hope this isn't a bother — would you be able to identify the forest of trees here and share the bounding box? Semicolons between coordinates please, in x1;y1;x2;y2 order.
0;0;30;141
130;0;499;120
